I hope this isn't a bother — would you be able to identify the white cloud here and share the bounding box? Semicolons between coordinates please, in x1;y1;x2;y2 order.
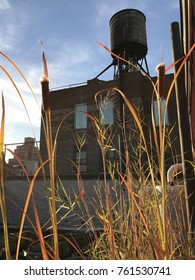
0;0;10;10
95;3;114;27
0;47;43;148
0;0;31;51
0;24;16;51
0;1;13;50
0;17;28;52
19;66;43;94
0;69;42;149
1;89;40;125
47;40;94;87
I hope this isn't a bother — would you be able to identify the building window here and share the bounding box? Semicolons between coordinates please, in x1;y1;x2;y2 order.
75;150;87;173
153;99;169;126
99;100;113;125
74;103;87;129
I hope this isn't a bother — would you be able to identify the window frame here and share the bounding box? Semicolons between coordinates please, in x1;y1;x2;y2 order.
153;99;169;126
74;103;88;129
75;150;87;173
99;99;114;126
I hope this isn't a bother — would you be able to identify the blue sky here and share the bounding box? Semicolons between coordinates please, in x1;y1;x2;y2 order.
0;0;180;159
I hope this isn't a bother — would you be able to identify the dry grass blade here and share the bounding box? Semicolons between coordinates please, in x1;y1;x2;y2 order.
7;147;47;258
98;42;148;77
7;147;48;259
0;65;35;136
0;53;41;151
117;169;150;234
40;50;60;259
67;155;97;238
7;149;30;181
15;159;50;260
0;51;39;107
32;198;49;259
150;236;166;260
165;44;195;117
8;145;50;259
0;94;5;157
58;234;85;259
67;159;85;206
0;93;11;259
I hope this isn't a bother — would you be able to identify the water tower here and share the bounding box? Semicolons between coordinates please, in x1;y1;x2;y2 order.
95;9;149;79
110;9;149;77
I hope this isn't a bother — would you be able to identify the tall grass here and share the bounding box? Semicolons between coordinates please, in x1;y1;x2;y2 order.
40;52;59;259
84;93;192;259
83;43;195;259
0;51;82;259
0;44;194;259
0;51;53;259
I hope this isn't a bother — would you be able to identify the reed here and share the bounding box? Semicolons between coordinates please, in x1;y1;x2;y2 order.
40;51;59;259
83;43;195;260
0;43;194;259
0;51;81;259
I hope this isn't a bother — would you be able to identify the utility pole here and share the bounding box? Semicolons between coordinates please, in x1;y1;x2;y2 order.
170;22;195;234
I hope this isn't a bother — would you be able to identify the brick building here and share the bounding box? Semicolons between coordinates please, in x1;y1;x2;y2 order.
6;137;40;177
40;70;179;179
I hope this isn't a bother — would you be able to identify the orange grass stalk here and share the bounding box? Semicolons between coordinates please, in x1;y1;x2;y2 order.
7;149;50;259
11;158;50;259
97;42;195;258
156;68;167;258
40;51;59;259
163;43;195;236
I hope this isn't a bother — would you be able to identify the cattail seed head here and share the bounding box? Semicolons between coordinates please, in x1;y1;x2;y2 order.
40;52;50;111
40;77;50;111
156;63;165;98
